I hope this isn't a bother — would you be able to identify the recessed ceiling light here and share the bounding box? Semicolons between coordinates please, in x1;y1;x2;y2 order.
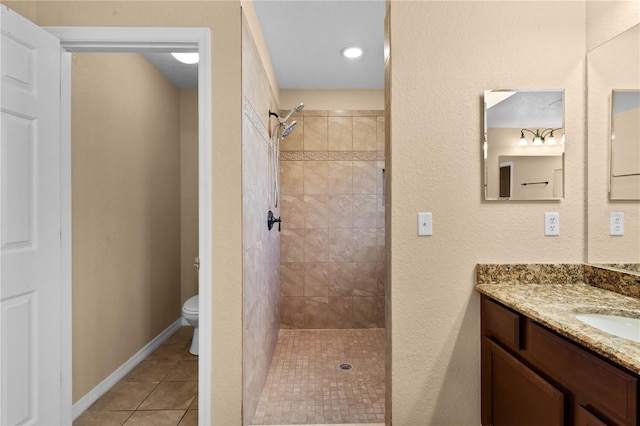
341;47;363;59
171;52;199;64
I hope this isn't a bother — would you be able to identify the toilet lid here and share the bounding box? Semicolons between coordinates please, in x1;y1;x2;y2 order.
184;295;199;313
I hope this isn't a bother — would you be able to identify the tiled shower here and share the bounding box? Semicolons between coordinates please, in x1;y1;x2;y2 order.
279;110;386;329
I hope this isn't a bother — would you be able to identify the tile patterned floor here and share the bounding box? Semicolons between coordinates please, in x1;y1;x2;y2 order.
251;329;386;425
74;327;198;426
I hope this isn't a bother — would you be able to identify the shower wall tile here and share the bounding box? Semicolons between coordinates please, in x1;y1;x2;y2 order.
279;110;386;330
280;117;303;152
281;194;305;229
328;195;353;229
328;117;353;151
353;262;378;297
304;117;328;151
303;161;329;194
280;161;304;195
281;228;304;263
281;263;304;297
329;229;355;262
305;297;329;329
353;161;377;195
329;109;352;117
328;162;353;194
304;229;329;263
304;263;329;296
376;116;385;152
328;297;353;328
353;117;377;151
328;262;354;296
281;296;304;329
303;109;328;117
353;297;378;328
304;194;329;229
352;195;377;228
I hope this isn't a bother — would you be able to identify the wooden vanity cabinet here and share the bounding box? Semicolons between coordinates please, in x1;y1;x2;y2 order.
481;295;638;426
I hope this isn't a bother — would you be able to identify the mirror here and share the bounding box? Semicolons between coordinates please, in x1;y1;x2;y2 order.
484;89;565;200
591;263;640;275
610;89;640;200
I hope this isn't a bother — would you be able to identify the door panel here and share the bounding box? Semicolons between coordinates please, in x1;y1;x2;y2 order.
1;6;61;425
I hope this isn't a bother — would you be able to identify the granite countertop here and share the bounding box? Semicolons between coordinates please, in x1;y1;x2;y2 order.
475;282;640;375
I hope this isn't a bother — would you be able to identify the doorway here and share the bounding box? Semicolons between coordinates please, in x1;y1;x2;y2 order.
46;26;213;425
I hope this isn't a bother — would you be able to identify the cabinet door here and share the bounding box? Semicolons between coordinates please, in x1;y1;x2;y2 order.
483;337;564;426
576;406;608;426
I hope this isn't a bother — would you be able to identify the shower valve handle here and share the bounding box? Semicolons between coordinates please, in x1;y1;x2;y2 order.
267;210;282;232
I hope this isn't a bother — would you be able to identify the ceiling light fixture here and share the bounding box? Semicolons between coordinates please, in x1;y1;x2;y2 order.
519;128;562;146
171;52;199;64
341;47;363;59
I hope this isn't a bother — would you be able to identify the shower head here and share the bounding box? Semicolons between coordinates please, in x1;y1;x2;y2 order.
281;121;297;139
281;103;305;123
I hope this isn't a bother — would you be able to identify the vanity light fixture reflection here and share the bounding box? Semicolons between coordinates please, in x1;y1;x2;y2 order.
519;128;562;146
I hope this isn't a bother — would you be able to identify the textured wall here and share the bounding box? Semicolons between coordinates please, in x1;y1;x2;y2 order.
241;14;281;424
279;109;386;329
71;53;181;402
587;22;640;263
180;89;199;305
388;2;586;424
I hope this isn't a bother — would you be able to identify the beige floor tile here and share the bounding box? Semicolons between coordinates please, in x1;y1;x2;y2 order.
178;410;198;426
123;360;178;382
123;410;185;426
164;359;198;381
73;410;133;425
163;327;193;345
90;382;159;411
138;382;197;410
147;343;190;362
189;394;198;409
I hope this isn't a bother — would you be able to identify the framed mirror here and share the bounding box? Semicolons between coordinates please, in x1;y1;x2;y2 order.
610;89;640;200
483;89;565;201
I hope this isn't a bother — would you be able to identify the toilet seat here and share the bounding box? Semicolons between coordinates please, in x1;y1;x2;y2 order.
183;295;198;314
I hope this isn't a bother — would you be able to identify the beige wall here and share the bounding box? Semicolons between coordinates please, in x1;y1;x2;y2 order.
71;53;181;402
241;13;281;424
587;21;640;263
279;109;386;329
14;1;245;422
180;89;199;305
388;2;586;424
280;89;384;111
586;0;640;52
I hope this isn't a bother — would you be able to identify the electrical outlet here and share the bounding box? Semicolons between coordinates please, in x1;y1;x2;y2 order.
544;212;560;236
418;212;432;236
610;212;624;236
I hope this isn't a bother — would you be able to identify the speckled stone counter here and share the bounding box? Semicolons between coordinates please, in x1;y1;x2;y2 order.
475;282;640;376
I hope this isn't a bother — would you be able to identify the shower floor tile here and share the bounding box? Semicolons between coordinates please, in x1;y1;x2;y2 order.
251;329;385;425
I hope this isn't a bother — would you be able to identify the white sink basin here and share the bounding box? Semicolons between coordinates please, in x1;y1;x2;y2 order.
575;313;640;343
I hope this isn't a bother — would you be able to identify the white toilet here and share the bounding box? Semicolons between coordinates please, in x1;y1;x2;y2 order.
182;295;199;355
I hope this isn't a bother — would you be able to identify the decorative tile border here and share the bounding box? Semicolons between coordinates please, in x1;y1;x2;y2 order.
243;96;270;142
476;264;584;285
280;151;385;161
584;264;640;299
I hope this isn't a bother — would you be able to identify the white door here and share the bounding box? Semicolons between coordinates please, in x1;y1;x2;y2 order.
1;6;62;425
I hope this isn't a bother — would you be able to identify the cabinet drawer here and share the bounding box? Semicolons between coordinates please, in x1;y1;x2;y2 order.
482;296;521;350
527;321;637;425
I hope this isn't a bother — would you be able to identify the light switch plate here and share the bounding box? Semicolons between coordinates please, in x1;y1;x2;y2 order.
544;212;560;236
610;212;624;236
418;212;432;236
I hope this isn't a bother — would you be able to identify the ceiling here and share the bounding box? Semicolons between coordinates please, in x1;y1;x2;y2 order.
144;0;385;91
487;90;565;129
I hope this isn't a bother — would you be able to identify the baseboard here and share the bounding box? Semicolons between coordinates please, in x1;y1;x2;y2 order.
72;318;183;420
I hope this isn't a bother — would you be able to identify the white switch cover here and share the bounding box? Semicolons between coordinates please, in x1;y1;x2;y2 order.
418;212;432;236
610;212;624;236
544;212;560;236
